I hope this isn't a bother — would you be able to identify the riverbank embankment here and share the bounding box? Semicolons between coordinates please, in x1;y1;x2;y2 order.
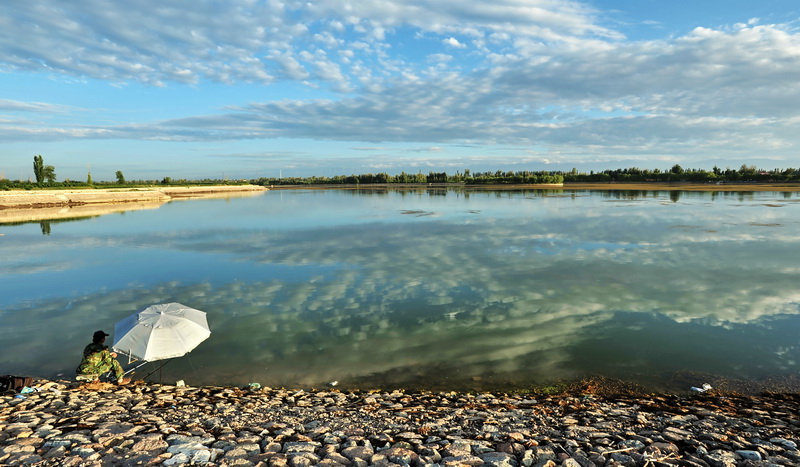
0;185;267;209
0;186;267;224
1;378;797;466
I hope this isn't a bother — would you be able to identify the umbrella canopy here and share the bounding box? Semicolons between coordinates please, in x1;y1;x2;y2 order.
112;302;210;362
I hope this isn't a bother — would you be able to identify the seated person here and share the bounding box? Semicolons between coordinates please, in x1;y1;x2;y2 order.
76;330;129;385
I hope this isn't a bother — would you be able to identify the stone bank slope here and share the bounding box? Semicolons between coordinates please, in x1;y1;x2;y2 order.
1;380;798;466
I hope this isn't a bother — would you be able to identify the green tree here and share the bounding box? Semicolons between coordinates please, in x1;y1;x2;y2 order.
33;155;44;184
116;170;126;184
87;172;93;184
43;165;56;183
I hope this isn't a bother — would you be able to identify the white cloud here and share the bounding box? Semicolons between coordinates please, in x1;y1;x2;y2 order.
444;37;466;48
267;51;311;80
0;99;76;113
3;1;800;176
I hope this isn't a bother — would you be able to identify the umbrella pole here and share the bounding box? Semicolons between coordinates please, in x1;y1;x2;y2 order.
123;361;148;376
140;359;173;381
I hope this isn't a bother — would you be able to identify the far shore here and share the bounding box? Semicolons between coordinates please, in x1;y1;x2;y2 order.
264;181;800;192
3;181;799;219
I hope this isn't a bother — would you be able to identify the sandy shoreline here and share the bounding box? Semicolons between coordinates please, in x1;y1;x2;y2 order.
0;185;267;208
0;185;267;224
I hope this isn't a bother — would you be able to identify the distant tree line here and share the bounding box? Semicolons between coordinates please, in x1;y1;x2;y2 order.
563;164;800;183
254;164;800;186
5;155;800;191
0;177;249;190
253;169;564;186
0;155;250;190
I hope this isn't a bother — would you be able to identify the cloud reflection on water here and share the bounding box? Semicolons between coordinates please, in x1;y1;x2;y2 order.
1;189;799;390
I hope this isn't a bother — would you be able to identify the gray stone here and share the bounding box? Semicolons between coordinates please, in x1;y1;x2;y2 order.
0;444;36;456
263;441;283;452
42;438;73;448
342;445;374;460
324;451;351;465
609;452;637;466
131;433;168;452
680;454;709;467
479;451;519;467
283;441;321;453
43;445;66;459
163;452;192;466
702;449;737;467
570;453;594;467
533;446;556;462
239;442;262;455
617;439;645;451
192;449;213;464
376;445;419;465
62;432;92;445
521;449;537;467
212;438;240;451
444;439;474;457
771;438;798;450
645;441;680;456
4;453;42;465
441;454;485;466
288;451;321;466
166;433;215;446
735;450;762;461
662;426;693;442
71;446;99;460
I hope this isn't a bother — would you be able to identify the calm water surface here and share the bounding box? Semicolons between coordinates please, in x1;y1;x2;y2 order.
1;188;799;391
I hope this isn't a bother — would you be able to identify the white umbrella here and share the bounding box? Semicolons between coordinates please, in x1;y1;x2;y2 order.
113;302;211;362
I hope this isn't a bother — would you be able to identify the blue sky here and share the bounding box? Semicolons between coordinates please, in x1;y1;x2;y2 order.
2;0;800;181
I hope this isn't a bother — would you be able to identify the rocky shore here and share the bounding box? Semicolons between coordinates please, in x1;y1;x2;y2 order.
1;379;798;466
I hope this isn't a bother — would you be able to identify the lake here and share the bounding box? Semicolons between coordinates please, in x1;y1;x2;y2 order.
1;187;799;392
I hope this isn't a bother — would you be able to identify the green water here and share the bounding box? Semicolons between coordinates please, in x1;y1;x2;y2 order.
1;187;799;391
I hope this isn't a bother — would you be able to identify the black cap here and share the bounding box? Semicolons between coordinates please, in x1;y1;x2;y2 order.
93;330;109;340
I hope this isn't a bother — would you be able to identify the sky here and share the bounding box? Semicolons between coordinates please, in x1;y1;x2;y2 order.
2;0;800;181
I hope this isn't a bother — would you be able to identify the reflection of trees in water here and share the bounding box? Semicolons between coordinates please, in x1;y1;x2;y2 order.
1;215;99;235
585;189;800;204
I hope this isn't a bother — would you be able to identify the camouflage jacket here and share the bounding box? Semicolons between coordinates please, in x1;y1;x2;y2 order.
75;342;114;375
